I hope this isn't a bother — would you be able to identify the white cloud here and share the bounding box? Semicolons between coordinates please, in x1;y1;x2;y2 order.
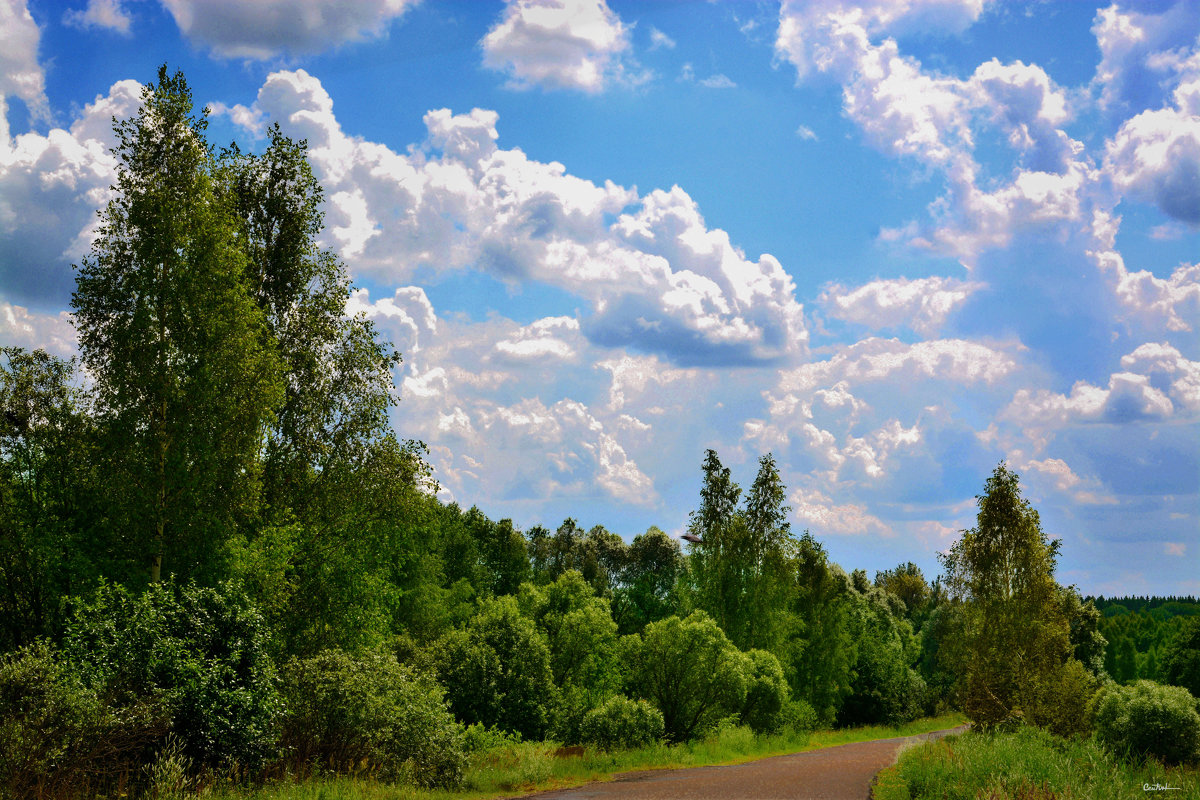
1004;344;1200;431
790;486;889;536
1089;213;1200;333
346;286;437;355
776;0;1094;266
250;70;808;366
64;0;133;35
0;80;141;306
482;0;636;93
1092;1;1200;117
698;74;736;89
648;26;674;51
1105;78;1200;224
795;124;818;141
0;300;77;357
820;275;985;336
0;0;49;139
1020;457;1117;506
159;0;418;60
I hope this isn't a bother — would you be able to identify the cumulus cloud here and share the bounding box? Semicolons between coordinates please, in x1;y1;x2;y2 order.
1;0;49;138
63;0;133;35
1005;343;1200;430
248;69;807;366
820;275;985;336
0;300;77;357
1105;76;1200;224
775;0;1094;266
159;0;418;60
790;486;889;536
1021;457;1117;506
1092;1;1200;117
482;0;638;93
0;80;141;306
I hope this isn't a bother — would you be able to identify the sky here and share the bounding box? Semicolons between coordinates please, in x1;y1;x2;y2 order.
1;0;1197;596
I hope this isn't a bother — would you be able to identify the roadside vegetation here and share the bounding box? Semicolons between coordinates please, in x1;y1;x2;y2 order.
2;67;1198;800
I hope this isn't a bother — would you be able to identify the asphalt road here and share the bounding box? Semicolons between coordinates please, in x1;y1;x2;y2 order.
516;725;967;800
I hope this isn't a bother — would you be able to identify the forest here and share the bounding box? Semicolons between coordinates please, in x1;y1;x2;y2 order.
2;67;1199;800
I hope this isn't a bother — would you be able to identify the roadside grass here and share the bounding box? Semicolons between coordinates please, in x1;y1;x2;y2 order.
873;725;1200;800
206;713;965;800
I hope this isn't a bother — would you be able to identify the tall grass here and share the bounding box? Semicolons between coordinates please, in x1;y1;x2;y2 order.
205;713;965;800
873;726;1200;800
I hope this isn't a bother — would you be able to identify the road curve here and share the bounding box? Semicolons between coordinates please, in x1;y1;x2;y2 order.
516;725;967;800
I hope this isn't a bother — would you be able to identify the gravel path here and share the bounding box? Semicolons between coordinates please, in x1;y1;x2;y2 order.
516;725;967;800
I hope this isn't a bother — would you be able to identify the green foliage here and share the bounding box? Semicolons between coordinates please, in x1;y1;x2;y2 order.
875;562;932;628
279;647;466;788
579;695;665;750
784;533;855;724
839;583;925;728
518;571;620;742
739;649;790;734
1092;680;1200;765
1095;596;1198;685
73;66;282;584
527;519;627;597
940;463;1071;729
1163;617;1200;698
1061;588;1108;678
611;526;681;635
622;611;750;742
881;726;1200;800
61;579;281;771
0;641;167;799
685;451;794;653
0;348;99;650
434;595;556;740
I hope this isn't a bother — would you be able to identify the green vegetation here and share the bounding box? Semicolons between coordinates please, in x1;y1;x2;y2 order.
4;64;1199;800
875;727;1200;800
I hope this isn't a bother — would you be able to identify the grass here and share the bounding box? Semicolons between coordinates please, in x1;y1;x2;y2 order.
872;725;1200;800
203;713;966;800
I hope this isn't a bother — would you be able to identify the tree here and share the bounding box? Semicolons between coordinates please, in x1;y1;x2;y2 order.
612;526;681;634
622;611;750;742
940;463;1077;729
72;67;281;583
685;450;794;651
218;125;400;524
0;349;98;648
875;562;932;627
1163;617;1200;698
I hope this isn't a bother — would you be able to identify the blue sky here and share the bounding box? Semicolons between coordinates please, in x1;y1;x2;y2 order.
2;0;1198;595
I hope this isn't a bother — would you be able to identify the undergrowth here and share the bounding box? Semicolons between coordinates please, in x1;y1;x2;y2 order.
873;725;1200;800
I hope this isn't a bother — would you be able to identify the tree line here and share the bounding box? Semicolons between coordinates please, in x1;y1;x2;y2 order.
2;67;1199;798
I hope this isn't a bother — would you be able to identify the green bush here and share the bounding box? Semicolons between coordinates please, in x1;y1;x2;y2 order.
434;595;556;740
739;649;789;734
61;579;281;771
0;642;166;799
280;647;466;788
579;695;665;751
1092;680;1200;764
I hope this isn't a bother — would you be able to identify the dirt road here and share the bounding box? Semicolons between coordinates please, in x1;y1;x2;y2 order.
517;725;967;800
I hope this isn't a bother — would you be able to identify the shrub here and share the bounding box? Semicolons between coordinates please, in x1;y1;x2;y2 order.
61;579;282;772
0;642;166;799
779;698;819;733
579;695;664;751
1092;680;1200;765
622;612;749;742
280;647;466;788
434;596;556;740
740;649;789;734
